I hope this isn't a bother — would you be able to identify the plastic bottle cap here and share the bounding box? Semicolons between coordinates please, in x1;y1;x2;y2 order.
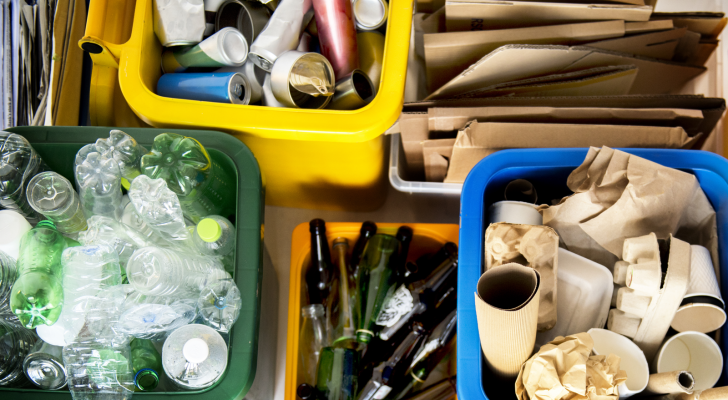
183;338;210;364
198;219;222;243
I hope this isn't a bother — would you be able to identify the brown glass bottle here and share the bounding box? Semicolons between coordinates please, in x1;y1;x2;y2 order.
307;219;333;305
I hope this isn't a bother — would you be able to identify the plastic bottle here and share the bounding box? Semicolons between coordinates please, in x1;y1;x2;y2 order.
95;130;148;184
130;338;163;391
26;172;88;235
298;304;327;388
0;132;46;223
78;215;154;271
73;143;97;192
162;324;228;389
62;339;135;400
140;133;235;223
193;215;236;271
75;151;124;220
116;288;197;339
23;340;67;390
128;176;194;248
10;221;79;328
60;244;126;343
0;251;17;316
0;318;38;386
197;279;242;333
0;210;32;259
126;247;229;297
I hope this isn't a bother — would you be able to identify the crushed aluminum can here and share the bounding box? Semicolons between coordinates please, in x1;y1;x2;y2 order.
153;0;206;47
249;0;313;72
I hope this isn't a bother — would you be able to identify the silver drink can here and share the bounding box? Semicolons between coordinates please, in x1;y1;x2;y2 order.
162;324;228;389
23;341;67;390
153;0;206;47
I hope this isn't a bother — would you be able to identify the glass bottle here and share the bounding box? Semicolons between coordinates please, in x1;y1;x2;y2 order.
306;219;333;306
328;237;356;345
400;377;456;400
140;133;235;223
298;304;327;387
315;346;359;400
404;242;458;285
26;172;88;235
130;338;163;391
349;221;377;284
356;234;400;344
10;221;79;328
0;132;46;223
394;226;413;281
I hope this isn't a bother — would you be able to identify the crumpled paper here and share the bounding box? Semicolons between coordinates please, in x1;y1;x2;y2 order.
516;333;628;400
540;146;717;271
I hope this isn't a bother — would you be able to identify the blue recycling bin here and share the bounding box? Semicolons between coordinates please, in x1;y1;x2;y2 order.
457;148;728;400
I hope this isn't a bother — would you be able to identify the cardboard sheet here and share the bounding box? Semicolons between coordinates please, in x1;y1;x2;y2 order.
444;0;652;32
585;28;687;60
50;0;85;126
673;30;702;63
414;8;446;60
425;45;706;100
625;20;674;35
443;123;696;184
688;40;718;66
422;138;455;182
424;20;626;91
651;12;728;39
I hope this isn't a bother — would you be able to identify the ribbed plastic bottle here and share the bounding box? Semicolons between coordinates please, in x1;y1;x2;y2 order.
0;132;46;223
193;215;236;271
10;221;79;328
140;133;235;223
197;279;242;333
126;247;229;297
62;339;135;400
95;130;148;184
128;175;194;249
130;338;163;391
75;151;124;220
116;288;197;339
26;172;88;235
78;215;154;270
0;318;38;386
0;250;17;316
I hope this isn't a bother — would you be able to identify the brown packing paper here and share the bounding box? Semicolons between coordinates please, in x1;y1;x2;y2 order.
651;13;728;39
584;28;687;60
625;20;674;35
422;139;455;183
475;263;540;379
643;371;695;395
515;333;628;400
444;122;697;185
484;223;559;331
444;0;651;32
424;20;626;91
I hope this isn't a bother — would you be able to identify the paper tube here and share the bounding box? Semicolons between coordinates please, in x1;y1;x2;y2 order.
674;387;728;400
643;371;695;395
504;179;537;204
617;287;651;318
614;261;630;285
607;309;640;338
475;263;540;379
488;201;542;226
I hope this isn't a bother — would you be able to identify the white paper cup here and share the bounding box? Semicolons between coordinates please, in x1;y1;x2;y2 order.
589;328;649;399
655;331;723;391
488;201;542;226
671;245;726;333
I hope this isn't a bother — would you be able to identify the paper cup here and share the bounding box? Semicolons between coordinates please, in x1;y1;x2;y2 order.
671;245;726;333
488;201;543;226
589;328;649;399
475;263;540;379
655;331;722;391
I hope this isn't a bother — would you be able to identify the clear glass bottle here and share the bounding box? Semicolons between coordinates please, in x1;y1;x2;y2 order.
356;234;400;344
162;324;228;389
0;132;46;223
298;304;327;387
193;215;235;272
23;340;67;390
130;338;163;391
0;318;37;386
26;172;88;235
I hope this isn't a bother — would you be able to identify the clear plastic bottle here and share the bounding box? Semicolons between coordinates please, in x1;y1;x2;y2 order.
10;221;79;328
75;151;124;220
140;133;235;223
95;130;148;184
73;144;97;192
193;215;235;271
197;279;241;333
23;340;67;390
78;215;154;271
298;304;327;387
130;338;163;391
126;247;228;297
0;210;32;260
62;339;135;400
162;324;228;389
26;172;88;235
128;176;194;248
60;244;126;343
0;132;46;223
0;318;38;386
116;288;197;339
0;250;17;316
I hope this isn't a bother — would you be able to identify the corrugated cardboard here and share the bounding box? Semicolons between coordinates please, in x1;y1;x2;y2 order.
485;223;559;331
475;263;540;379
445;0;652;32
687;40;719;66
585;27;687;60
625;20;674;35
414;8;446;60
443;122;697;184
416;0;445;14
422;139;455;182
447;65;638;99
425;45;706;100
644;371;695;395
673;30;702;63
424;20;626;91
652;12;728;39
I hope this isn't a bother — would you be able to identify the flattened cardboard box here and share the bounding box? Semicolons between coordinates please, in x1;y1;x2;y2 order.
422;139;455;182
585;27;687;60
651;12;728;39
445;0;651;32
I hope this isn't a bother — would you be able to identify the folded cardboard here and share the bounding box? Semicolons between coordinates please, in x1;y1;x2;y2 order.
414;8;446;60
585;27;687;60
688;40;719;66
625;20;674;35
443;122;697;184
416;0;445;14
651;12;728;39
425;45;706;100
673;30;702;63
422;139;455;182
424;20;626;91
444;0;652;32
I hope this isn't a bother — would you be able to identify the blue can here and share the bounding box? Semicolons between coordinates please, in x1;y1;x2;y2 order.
157;72;251;104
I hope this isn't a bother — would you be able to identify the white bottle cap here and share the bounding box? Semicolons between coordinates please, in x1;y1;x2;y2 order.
183;338;210;364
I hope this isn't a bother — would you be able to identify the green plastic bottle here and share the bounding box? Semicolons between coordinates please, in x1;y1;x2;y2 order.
315;347;359;400
356;234;400;344
10;221;79;328
140;133;235;223
130;339;163;391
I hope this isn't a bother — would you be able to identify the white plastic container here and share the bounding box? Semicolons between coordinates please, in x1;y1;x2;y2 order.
389;133;462;195
0;210;31;259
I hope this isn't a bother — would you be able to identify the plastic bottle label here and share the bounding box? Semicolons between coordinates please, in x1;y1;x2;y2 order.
375;284;414;327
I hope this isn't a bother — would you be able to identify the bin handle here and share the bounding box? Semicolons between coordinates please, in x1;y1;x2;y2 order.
77;0;137;68
78;36;122;68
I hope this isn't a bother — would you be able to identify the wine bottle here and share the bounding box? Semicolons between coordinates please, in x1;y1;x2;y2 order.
394;227;413;282
349;221;377;283
307;219;333;305
328;237;357;346
400;376;456;400
315;346;359;400
405;243;457;285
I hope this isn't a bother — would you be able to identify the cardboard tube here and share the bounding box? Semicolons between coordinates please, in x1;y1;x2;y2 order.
627;261;662;295
607;309;641;338
670;387;728;400
504;179;537;204
617;287;652;318
643;371;695;395
475;263;540;379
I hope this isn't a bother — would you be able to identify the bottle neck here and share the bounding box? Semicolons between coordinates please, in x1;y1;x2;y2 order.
135;368;160;391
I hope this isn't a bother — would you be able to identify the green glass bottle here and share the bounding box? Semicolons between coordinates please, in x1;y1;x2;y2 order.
355;234;400;344
329;237;356;345
315;347;359;400
10;221;79;328
130;338;163;391
140;133;235;223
